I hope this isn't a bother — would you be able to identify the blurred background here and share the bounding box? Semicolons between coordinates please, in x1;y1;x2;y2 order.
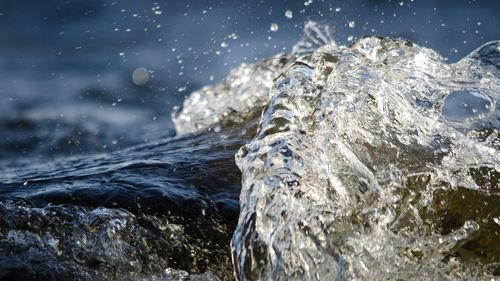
0;0;499;160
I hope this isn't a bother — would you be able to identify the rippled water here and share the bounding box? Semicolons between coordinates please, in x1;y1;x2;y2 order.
0;126;257;280
1;22;499;280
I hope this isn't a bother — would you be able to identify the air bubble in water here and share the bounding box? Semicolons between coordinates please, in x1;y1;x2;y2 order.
442;90;492;121
285;10;293;19
348;21;356;28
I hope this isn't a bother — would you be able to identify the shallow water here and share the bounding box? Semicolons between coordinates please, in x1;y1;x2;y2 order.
0;15;499;281
0;129;249;280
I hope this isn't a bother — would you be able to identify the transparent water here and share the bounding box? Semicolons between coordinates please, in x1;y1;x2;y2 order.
176;22;499;280
0;20;498;280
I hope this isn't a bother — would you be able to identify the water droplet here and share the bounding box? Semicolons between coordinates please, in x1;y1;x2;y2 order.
285;10;293;19
132;67;150;86
348;21;355;28
270;23;279;32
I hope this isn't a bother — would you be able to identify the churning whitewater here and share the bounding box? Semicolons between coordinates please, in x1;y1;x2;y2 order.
175;22;500;280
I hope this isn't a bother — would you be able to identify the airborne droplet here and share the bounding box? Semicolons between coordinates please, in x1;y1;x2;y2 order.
132;67;150;86
270;23;279;32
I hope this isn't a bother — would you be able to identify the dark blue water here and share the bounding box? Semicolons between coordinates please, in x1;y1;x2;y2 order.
0;0;499;280
1;0;499;159
0;128;251;280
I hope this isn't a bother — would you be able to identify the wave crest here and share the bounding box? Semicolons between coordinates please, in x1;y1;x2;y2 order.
175;22;500;280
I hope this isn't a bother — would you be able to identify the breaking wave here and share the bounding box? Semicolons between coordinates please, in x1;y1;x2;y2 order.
175;22;500;280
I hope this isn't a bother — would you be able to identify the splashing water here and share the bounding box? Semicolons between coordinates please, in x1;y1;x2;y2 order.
175;22;499;280
0;21;498;281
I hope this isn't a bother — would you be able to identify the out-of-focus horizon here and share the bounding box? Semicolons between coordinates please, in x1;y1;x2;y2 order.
0;0;499;159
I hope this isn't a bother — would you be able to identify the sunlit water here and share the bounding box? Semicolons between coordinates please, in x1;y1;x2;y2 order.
1;22;499;280
177;22;499;280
